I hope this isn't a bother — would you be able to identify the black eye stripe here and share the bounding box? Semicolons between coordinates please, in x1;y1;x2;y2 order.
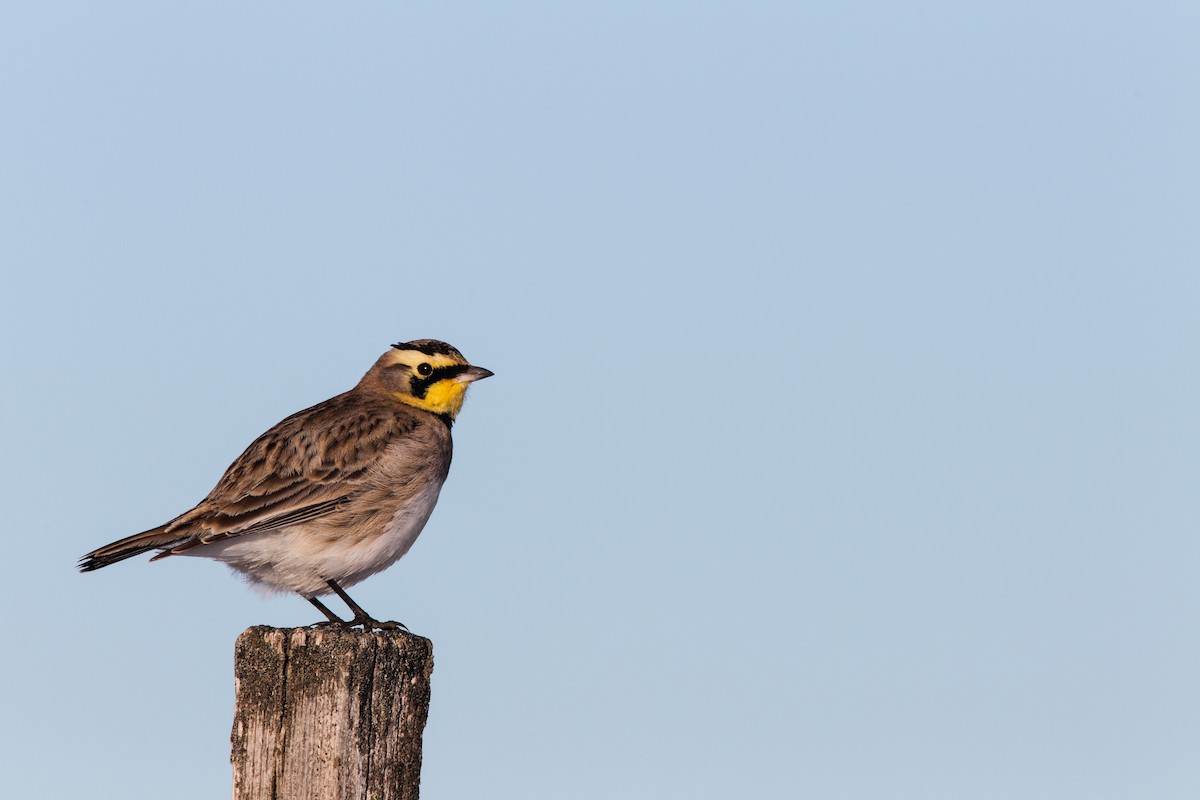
431;364;468;381
408;364;469;398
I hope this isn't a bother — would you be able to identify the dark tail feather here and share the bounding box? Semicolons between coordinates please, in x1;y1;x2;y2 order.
78;525;189;572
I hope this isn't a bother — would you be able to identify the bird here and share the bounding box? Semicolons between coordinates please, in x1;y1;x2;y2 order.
79;339;493;630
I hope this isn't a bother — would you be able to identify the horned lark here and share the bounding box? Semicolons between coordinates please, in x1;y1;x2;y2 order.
79;340;492;629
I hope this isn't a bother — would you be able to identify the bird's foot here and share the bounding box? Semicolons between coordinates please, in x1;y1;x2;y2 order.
309;581;409;632
308;619;348;629
347;614;410;632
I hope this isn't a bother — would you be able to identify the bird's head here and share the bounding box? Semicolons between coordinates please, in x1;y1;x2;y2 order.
362;339;493;421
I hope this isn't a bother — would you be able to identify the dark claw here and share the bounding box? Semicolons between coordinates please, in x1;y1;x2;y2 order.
346;615;409;632
378;619;410;632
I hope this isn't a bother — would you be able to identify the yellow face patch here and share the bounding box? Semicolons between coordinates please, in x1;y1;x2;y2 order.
384;349;473;418
403;378;470;418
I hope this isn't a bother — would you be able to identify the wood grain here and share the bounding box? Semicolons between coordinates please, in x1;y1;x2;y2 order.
231;626;433;800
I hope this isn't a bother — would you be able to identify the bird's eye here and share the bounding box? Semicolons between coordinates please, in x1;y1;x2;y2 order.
417;363;433;376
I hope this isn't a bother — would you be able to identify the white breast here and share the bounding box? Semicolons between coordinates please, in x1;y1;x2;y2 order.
334;479;445;589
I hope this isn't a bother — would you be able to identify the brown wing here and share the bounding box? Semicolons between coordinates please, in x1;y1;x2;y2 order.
158;391;420;554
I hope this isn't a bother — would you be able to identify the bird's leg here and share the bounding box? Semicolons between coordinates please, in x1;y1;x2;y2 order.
325;579;408;631
307;595;347;627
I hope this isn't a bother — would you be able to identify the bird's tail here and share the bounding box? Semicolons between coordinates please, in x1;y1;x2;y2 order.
78;525;189;572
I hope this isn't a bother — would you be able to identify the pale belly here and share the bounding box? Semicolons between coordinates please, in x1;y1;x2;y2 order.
179;480;445;597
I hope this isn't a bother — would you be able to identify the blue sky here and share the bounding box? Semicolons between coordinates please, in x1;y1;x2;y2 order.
2;2;1198;798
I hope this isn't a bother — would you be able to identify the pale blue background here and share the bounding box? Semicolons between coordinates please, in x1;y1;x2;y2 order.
2;2;1197;798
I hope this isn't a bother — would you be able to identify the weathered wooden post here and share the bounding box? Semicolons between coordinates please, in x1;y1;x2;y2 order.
231;626;434;800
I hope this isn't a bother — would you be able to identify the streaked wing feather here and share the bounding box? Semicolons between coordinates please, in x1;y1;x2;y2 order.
208;496;352;539
162;394;418;551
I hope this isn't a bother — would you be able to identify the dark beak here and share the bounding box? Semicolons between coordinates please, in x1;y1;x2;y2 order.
459;365;494;383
